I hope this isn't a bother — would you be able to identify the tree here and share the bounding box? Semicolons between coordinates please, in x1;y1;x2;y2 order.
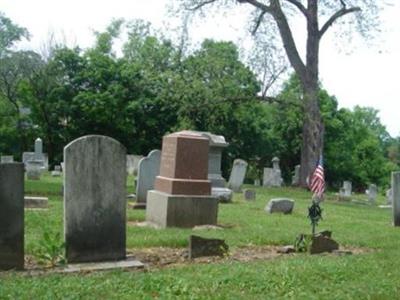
0;12;29;56
177;0;384;186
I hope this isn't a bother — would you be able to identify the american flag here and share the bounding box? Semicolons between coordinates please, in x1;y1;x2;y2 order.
310;156;325;198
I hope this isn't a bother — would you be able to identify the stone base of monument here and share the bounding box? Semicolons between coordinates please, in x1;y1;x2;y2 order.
146;190;218;228
60;257;144;274
211;187;233;203
24;196;48;209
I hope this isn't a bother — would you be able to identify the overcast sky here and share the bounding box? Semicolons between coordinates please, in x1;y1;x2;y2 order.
2;0;399;136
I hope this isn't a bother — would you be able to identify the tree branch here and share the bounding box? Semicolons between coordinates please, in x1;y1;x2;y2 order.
237;0;272;13
251;10;266;35
284;0;308;17
319;6;361;38
187;0;218;11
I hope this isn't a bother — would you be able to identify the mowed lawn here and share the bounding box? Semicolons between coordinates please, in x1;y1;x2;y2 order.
1;173;400;299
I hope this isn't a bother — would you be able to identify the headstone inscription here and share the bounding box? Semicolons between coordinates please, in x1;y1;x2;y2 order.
227;159;248;192
135;150;161;208
0;163;24;270
64;135;126;263
146;131;218;228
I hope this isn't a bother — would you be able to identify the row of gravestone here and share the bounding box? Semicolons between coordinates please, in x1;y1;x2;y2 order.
0;131;246;270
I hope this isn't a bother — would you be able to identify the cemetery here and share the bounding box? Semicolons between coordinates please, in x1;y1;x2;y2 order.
1;131;400;298
1;1;400;299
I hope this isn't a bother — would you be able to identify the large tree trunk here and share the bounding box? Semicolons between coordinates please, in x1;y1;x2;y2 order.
299;85;323;187
298;0;323;187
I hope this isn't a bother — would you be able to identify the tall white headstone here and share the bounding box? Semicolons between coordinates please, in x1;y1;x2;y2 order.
34;138;43;160
228;159;248;192
135;150;161;207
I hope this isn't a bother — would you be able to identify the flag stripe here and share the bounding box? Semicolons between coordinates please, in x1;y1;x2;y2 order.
310;158;325;198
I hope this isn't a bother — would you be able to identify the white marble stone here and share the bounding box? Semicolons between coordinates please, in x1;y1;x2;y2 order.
227;159;248;192
136;150;161;205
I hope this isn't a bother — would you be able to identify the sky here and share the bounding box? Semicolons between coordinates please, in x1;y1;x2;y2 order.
1;0;399;136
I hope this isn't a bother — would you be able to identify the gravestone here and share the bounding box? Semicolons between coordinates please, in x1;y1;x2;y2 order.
190;131;232;203
343;181;352;196
146;131;218;228
126;155;143;176
265;198;295;214
135;150;161;208
34;137;43;160
23;152;49;170
386;188;393;205
25;160;42;180
227;159;248;192
188;235;228;259
367;184;378;204
0;155;14;163
263;157;283;187
292;165;300;186
392;172;400;227
60;162;65;172
126;155;135;175
243;189;256;201
0;163;24;270
254;179;261;186
51;165;62;177
64;135;126;263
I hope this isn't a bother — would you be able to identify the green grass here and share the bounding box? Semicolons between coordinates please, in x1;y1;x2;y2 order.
1;174;400;299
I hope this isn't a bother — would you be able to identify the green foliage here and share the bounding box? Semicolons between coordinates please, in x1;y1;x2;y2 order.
0;12;29;55
34;230;65;267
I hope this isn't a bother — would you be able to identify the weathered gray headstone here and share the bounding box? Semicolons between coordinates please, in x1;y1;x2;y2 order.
0;163;24;270
265;198;295;214
367;184;378;204
132;155;144;176
60;162;65;172
392;172;400;227
51;165;62;177
387;188;393;205
228;159;248;192
34;137;43;160
263;157;283;187
188;235;229;259
292;165;300;186
338;187;349;201
243;189;256;201
0;155;14;163
343;181;352;197
64;135;127;263
254;179;261;186
126;155;135;175
25;160;42;180
135;150;161;207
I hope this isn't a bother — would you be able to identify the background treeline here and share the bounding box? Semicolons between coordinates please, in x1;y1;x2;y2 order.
1;19;399;190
